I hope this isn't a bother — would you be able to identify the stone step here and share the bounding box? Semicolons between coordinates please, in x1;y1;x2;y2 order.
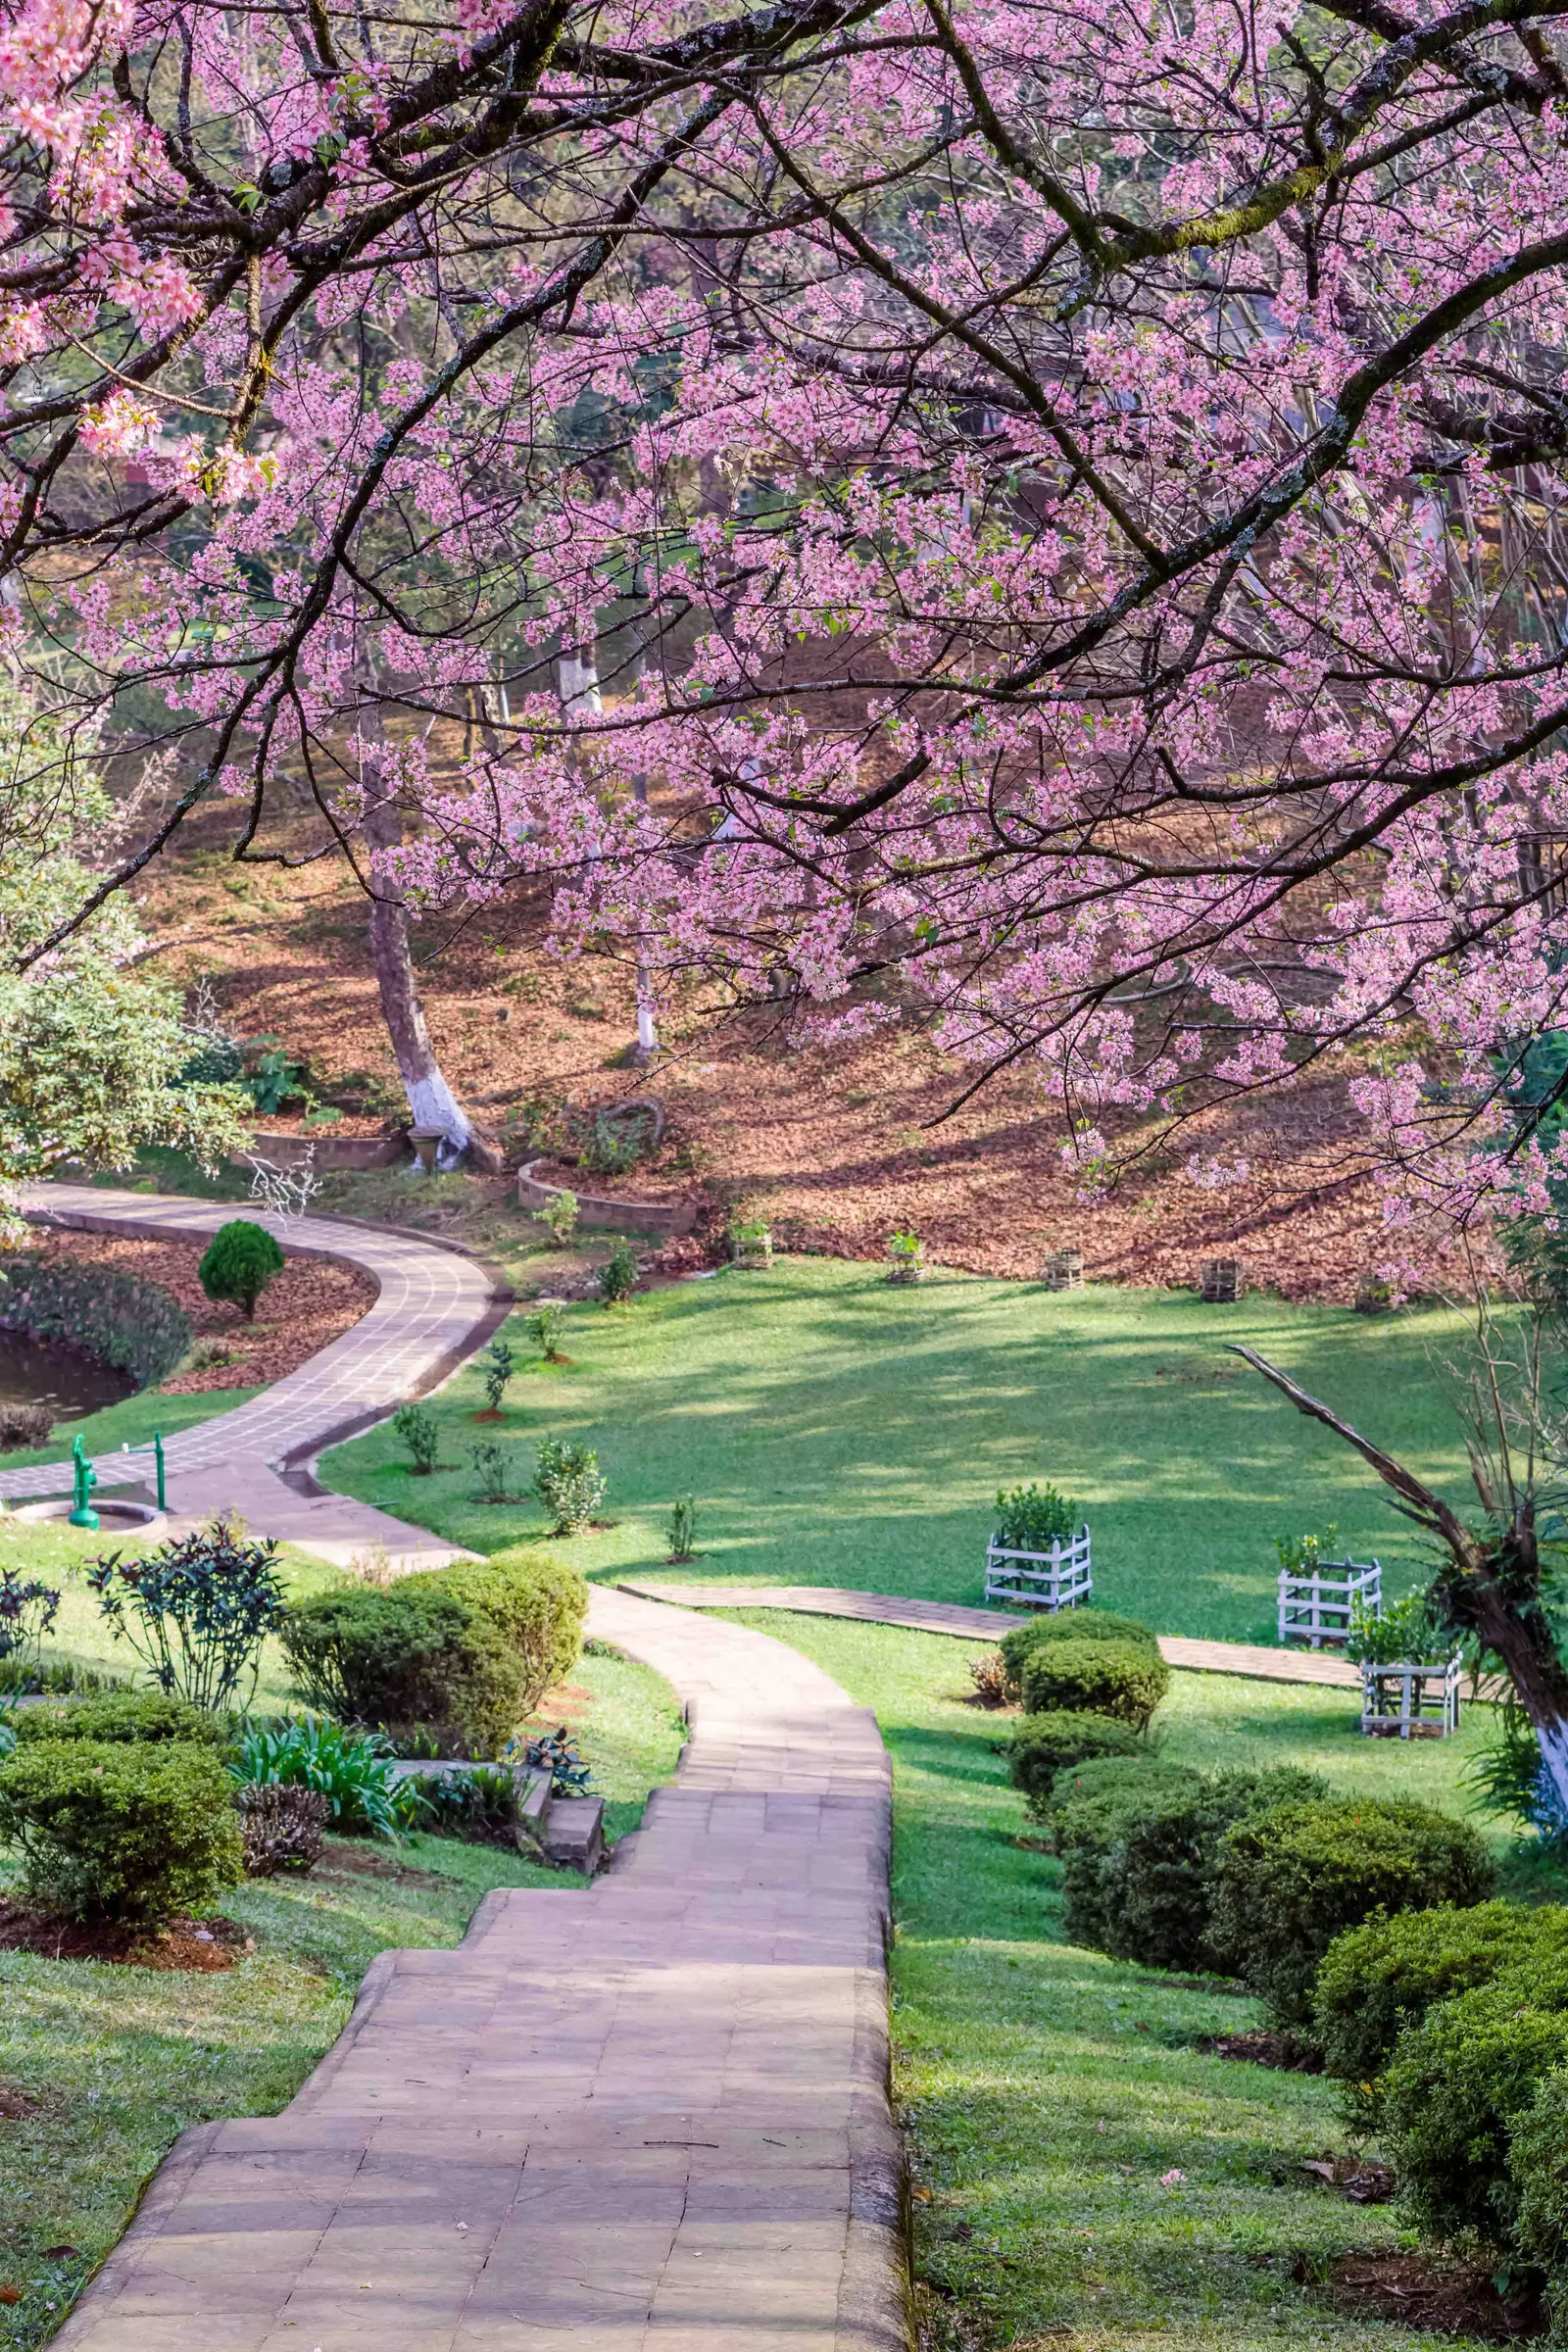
540;1791;606;1873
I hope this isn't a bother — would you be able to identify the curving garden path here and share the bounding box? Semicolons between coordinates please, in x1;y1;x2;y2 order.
53;1584;906;2352
0;1184;509;1570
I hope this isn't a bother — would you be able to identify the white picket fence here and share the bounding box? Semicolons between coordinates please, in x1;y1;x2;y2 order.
985;1526;1093;1611
1277;1557;1382;1648
1359;1656;1463;1740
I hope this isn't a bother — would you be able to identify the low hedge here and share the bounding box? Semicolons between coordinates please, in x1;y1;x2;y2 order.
1383;1981;1568;2252
13;1690;226;1746
1509;2066;1568;2311
1101;1767;1332;1976
999;1609;1159;1697
1019;1639;1170;1729
1211;1795;1495;2025
1007;1711;1144;1815
0;1250;191;1391
1048;1756;1203;1951
280;1552;587;1756
0;1737;242;1921
1314;1901;1568;2121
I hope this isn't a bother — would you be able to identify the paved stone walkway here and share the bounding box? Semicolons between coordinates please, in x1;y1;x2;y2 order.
0;1185;507;1571
55;1587;905;2352
615;1581;1365;1690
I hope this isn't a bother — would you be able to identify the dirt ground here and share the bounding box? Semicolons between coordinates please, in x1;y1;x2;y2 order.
142;815;1493;1304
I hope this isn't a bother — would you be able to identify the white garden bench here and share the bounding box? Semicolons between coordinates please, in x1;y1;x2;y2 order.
984;1525;1093;1611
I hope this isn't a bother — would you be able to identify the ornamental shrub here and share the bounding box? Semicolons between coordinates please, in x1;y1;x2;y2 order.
1101;1767;1333;1976
392;1401;440;1473
0;1737;243;1922
994;1483;1077;1550
1382;1982;1568;2252
1211;1796;1495;2025
1047;1755;1203;1951
0;1251;190;1389
531;1439;606;1534
198;1218;284;1320
279;1552;585;1756
1507;2066;1568;2311
13;1689;226;1746
1006;1711;1143;1816
1314;1900;1568;2122
235;1782;330;1876
87;1519;287;1714
1019;1639;1170;1729
999;1609;1159;1697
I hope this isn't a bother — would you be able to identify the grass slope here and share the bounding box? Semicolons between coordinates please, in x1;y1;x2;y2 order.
721;1609;1505;2352
326;1260;1493;1641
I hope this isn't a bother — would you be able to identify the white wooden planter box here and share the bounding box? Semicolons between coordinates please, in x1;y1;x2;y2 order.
1360;1656;1463;1740
985;1526;1092;1611
1278;1557;1382;1648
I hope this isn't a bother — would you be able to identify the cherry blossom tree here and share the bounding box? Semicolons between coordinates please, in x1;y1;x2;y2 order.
7;0;1568;1194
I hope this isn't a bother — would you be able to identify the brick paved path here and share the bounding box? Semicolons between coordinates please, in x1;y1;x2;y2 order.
54;1587;906;2352
0;1186;506;1569
615;1581;1365;1690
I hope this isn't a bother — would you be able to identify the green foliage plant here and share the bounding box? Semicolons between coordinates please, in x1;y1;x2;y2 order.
233;1713;416;1838
1274;1524;1341;1579
197;1218;284;1320
1099;1767;1333;1976
392;1401;440;1473
416;1762;521;1845
1381;1980;1568;2252
1019;1639;1170;1729
885;1229;925;1282
1347;1590;1452;1665
481;1339;515;1414
532;1438;606;1533
0;1252;192;1386
241;1042;311;1116
14;1690;225;1746
666;1494;699;1561
469;1441;515;1501
526;1302;566;1360
995;1483;1078;1551
0;1736;243;1922
540;1189;579;1245
1006;1711;1143;1816
1211;1795;1496;2025
998;1608;1158;1699
86;1520;287;1714
1313;1900;1568;2123
280;1552;585;1755
599;1240;639;1305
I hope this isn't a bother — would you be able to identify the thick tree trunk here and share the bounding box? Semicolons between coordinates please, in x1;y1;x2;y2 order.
361;783;496;1170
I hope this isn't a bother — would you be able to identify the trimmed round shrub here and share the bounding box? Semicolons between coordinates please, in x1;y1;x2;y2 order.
236;1782;330;1877
999;1610;1158;1698
0;1737;243;1922
279;1552;586;1755
1508;2065;1568;2303
1019;1639;1170;1729
12;1690;227;1746
199;1219;285;1320
1314;1900;1568;2121
1211;1796;1495;2025
1100;1767;1332;1976
1048;1756;1203;1951
1007;1711;1143;1816
1382;1982;1568;2251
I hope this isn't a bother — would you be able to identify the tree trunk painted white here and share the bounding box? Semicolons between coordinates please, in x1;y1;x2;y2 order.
1539;1719;1568;1823
361;771;483;1168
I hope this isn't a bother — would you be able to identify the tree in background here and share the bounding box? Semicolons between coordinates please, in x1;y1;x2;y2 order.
7;0;1568;1206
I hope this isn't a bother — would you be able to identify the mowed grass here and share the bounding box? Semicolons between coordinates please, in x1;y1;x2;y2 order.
718;1609;1514;2352
326;1259;1494;1641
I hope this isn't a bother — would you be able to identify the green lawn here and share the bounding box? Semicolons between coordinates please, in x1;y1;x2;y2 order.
325;1260;1495;1642
718;1609;1514;2352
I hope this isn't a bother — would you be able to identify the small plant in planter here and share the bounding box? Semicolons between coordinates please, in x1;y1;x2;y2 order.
727;1216;773;1268
526;1302;567;1362
539;1189;580;1246
392;1401;440;1474
532;1439;606;1534
478;1339;516;1418
885;1229;925;1283
199;1218;285;1321
666;1494;700;1562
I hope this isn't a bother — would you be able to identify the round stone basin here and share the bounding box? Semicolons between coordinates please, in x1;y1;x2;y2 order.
11;1496;167;1538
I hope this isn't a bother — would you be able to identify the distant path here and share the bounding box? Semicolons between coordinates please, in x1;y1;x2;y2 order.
0;1185;509;1570
615;1580;1366;1690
